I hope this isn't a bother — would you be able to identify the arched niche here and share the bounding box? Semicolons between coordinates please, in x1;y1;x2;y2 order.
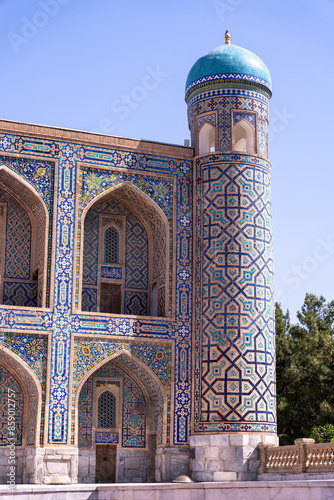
198;122;216;155
0;346;42;448
75;350;167;483
234;119;256;154
0;166;49;308
79;181;170;317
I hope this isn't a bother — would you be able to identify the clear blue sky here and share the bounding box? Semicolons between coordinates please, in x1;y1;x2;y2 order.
1;0;333;322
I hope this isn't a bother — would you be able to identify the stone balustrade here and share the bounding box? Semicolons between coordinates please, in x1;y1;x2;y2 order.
259;438;334;475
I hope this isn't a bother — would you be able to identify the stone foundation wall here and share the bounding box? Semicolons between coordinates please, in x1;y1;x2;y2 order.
78;449;96;483
21;447;79;484
190;433;278;481
155;447;192;482
41;448;78;484
117;450;149;483
0;448;25;484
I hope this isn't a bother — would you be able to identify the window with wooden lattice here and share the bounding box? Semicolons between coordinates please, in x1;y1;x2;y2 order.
98;390;116;428
104;226;119;263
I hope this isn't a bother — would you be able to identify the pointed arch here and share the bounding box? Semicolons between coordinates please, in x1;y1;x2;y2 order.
0;165;49;308
0;344;42;446
81;180;169;233
198;122;216;155
234;119;256;154
78;181;170;317
74;348;167;447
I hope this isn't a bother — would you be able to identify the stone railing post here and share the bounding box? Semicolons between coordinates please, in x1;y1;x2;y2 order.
294;438;315;473
258;443;275;474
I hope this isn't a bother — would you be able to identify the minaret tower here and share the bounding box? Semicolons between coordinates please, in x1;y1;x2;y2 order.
186;32;278;481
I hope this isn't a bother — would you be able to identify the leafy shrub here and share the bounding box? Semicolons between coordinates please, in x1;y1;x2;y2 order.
308;424;334;443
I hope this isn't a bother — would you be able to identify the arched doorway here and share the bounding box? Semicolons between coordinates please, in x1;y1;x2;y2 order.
0;167;49;308
80;182;169;317
75;350;166;483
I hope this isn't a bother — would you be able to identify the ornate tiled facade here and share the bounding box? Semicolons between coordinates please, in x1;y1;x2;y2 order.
0;37;277;484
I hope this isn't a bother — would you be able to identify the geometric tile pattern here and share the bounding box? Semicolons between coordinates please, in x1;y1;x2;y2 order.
125;213;148;290
122;378;146;448
158;287;165;318
193;152;276;433
82;209;99;286
3;195;31;280
124;292;148;316
0;364;24;446
115;353;164;446
77;377;93;447
82;288;97;312
3;282;37;307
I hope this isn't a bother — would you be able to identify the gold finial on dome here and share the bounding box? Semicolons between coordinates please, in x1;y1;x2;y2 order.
225;29;231;44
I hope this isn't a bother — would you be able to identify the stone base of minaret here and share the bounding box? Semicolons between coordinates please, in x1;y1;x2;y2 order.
189;434;278;481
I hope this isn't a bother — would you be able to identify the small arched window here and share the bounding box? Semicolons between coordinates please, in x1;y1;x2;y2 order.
234;120;255;154
199;123;216;155
98;390;116;428
104;226;119;263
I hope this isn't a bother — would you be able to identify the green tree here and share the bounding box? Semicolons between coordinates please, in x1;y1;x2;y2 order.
275;294;334;445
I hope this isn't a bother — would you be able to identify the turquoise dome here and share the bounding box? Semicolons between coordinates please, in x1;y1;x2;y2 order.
185;43;271;97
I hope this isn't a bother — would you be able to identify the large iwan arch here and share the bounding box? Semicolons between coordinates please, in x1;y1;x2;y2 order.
78;181;170;317
0;346;42;484
0;166;49;308
74;349;167;483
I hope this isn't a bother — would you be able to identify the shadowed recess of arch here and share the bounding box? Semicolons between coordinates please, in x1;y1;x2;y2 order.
114;351;166;445
0;347;42;446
